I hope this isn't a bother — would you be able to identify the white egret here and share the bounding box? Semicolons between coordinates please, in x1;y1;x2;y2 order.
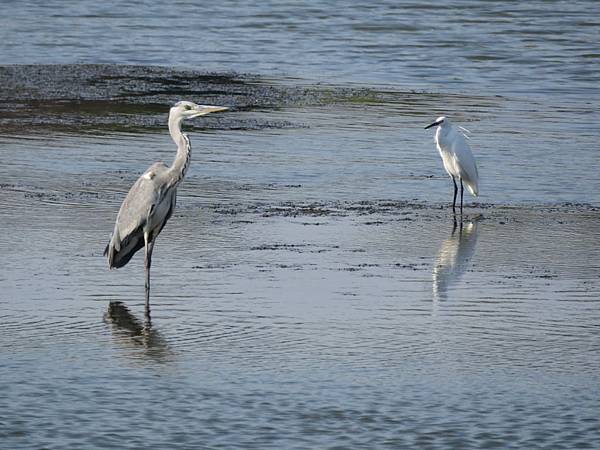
425;116;479;213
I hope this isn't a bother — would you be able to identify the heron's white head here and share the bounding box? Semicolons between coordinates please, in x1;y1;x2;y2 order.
425;116;449;130
168;101;228;141
170;101;229;121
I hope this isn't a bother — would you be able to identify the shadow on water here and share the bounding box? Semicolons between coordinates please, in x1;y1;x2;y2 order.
432;216;480;302
103;301;172;363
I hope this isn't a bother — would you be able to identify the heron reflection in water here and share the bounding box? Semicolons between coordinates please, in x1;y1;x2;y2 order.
104;301;171;362
432;218;479;301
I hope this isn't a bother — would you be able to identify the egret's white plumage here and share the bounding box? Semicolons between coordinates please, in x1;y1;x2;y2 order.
425;116;479;213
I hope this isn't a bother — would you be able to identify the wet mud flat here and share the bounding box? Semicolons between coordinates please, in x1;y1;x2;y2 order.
0;64;501;133
0;64;358;131
3;167;598;309
2;181;600;448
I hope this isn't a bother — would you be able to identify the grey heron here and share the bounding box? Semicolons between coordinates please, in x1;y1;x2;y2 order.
425;116;479;214
104;101;228;311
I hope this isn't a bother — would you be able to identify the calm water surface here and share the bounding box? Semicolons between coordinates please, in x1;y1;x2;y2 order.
1;1;600;448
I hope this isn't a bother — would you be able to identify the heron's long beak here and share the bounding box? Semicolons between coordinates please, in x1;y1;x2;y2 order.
424;120;442;129
190;105;229;118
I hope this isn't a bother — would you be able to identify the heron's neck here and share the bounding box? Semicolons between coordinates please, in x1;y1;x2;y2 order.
168;116;191;186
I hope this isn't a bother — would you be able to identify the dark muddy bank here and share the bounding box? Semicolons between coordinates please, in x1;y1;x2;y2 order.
0;64;500;133
0;64;356;131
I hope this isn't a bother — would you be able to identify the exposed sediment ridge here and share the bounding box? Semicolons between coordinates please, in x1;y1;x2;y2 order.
2;177;598;219
0;64;500;132
0;64;356;131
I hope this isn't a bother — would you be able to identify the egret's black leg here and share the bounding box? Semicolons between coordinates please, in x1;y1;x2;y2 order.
144;232;154;317
460;179;464;216
452;177;458;214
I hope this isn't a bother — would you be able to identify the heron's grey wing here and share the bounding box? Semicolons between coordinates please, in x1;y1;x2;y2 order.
104;163;169;268
151;187;177;238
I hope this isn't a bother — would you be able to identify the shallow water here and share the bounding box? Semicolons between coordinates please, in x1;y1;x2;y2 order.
2;0;600;94
2;170;600;448
2;1;600;448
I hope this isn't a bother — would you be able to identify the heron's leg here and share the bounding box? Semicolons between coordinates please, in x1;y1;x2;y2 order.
460;179;464;216
144;232;154;315
452;177;458;213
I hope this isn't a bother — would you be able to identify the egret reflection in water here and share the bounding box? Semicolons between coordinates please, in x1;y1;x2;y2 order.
103;301;171;362
432;218;479;301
